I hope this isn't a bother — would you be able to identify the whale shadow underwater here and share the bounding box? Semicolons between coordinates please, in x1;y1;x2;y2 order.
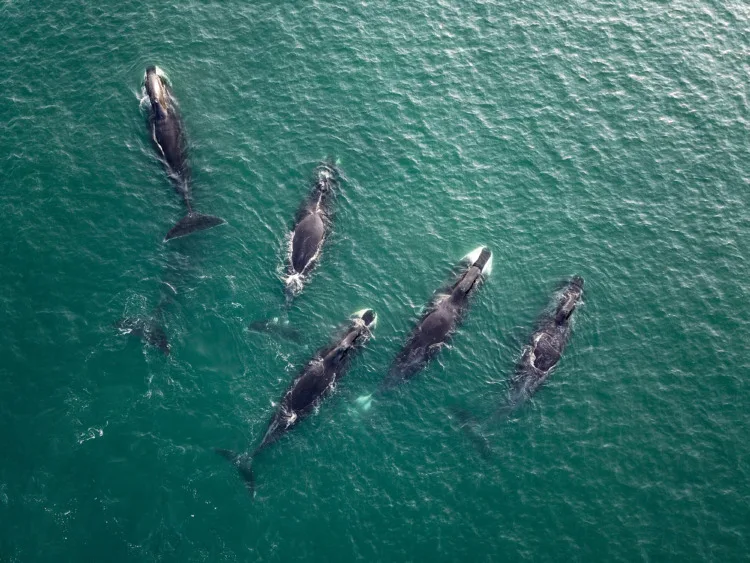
114;249;201;355
218;309;377;496
143;66;225;241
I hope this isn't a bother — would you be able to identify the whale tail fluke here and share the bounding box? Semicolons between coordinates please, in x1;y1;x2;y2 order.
115;317;170;355
216;448;255;497
164;213;225;242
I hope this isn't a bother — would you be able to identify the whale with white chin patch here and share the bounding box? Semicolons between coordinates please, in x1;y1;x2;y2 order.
217;309;376;495
143;66;225;241
379;246;492;391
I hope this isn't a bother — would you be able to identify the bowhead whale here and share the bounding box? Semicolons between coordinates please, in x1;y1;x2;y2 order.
381;247;492;389
218;309;376;495
283;164;338;295
451;276;584;457
115;316;170;355
143;66;225;241
509;276;584;403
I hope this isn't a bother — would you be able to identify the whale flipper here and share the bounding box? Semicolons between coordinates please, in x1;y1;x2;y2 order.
215;448;255;497
164;213;225;242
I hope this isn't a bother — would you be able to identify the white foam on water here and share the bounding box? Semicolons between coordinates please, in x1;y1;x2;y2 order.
284;272;304;293
138;87;150;108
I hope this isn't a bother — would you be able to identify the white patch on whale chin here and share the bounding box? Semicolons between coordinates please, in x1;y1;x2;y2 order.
352;309;378;329
284;411;298;427
162;282;177;295
529;334;554;374
462;246;493;276
527;344;539;371
483;252;493;276
355;394;374;411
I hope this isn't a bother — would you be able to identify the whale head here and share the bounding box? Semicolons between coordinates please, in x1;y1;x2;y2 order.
555;276;584;324
353;308;377;331
453;247;492;299
314;163;339;194
144;66;169;114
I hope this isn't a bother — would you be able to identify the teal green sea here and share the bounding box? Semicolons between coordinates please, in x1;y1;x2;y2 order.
2;0;749;561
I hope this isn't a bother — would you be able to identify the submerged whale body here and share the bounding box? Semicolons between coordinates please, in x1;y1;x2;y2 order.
284;164;338;295
143;66;225;241
218;309;376;495
115;317;170;355
510;276;584;403
383;247;492;389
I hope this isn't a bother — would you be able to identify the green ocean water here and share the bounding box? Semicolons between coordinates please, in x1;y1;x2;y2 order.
2;0;749;560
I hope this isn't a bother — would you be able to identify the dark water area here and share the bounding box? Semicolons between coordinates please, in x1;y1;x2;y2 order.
2;0;749;561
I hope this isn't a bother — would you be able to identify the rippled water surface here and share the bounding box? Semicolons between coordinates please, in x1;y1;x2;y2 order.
2;0;749;561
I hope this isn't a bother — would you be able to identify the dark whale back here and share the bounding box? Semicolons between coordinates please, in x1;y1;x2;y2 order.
258;310;375;451
385;248;491;386
145;69;188;182
511;277;584;402
152;111;187;180
291;212;326;273
285;165;339;293
217;310;376;495
143;66;225;241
